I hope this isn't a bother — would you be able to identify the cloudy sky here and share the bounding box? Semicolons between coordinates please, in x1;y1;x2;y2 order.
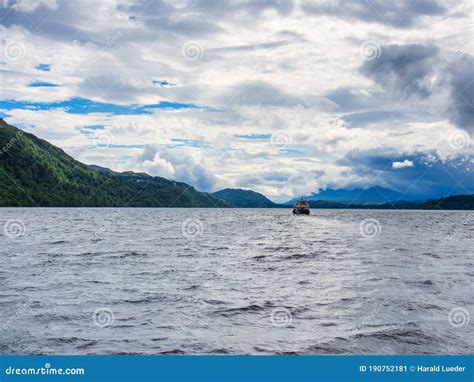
0;0;473;201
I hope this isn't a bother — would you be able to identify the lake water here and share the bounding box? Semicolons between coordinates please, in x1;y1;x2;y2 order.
0;208;472;355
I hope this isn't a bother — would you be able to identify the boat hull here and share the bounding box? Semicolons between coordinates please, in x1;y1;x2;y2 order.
293;208;310;215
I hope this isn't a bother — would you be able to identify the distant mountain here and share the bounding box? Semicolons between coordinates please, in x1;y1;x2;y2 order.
421;194;474;210
0;119;229;207
306;194;474;210
210;188;276;207
287;186;410;204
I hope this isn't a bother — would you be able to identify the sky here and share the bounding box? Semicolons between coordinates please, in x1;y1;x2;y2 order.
0;0;473;202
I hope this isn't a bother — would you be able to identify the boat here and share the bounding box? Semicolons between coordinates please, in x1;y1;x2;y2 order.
293;198;310;215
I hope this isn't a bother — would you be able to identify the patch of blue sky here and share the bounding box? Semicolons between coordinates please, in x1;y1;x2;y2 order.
86;144;145;149
28;82;59;87
142;101;201;112
0;97;200;115
280;148;307;155
77;125;105;137
108;144;145;148
35;64;51;71
82;124;105;130
234;134;272;139
169;139;209;148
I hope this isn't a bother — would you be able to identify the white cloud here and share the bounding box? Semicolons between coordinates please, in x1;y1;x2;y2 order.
122;145;221;192
0;0;472;199
392;159;414;169
8;0;57;12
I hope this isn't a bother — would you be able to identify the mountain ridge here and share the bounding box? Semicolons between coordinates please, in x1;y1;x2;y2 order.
210;188;276;207
1;120;472;209
0;119;229;207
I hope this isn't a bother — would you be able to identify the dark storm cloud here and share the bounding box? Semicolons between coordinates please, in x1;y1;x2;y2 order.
447;55;474;132
0;0;295;45
325;87;387;112
301;0;448;28
342;110;407;127
118;0;295;35
341;151;474;199
0;2;98;43
360;44;439;99
358;45;473;132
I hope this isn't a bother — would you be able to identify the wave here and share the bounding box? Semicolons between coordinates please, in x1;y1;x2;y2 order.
216;303;267;316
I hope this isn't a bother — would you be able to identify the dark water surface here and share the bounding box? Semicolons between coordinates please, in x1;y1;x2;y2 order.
1;208;472;354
